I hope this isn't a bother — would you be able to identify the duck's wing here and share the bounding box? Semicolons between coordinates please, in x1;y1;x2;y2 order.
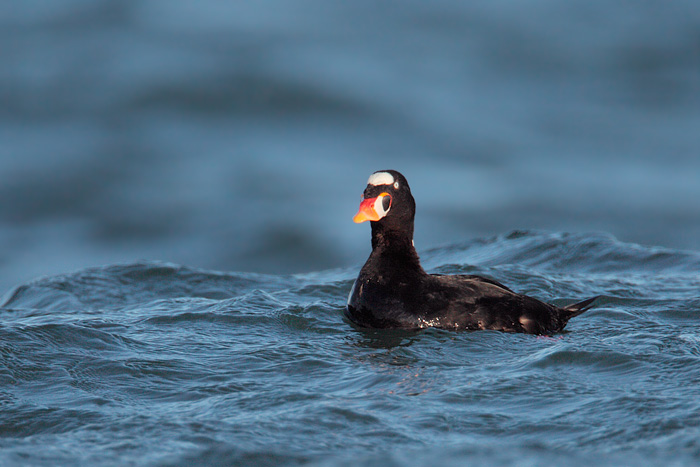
427;274;597;333
427;273;555;333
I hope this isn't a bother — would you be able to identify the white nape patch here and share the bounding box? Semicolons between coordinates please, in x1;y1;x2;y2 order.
367;172;395;186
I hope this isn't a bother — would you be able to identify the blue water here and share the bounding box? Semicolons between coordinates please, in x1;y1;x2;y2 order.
2;232;700;466
2;0;700;293
2;0;700;465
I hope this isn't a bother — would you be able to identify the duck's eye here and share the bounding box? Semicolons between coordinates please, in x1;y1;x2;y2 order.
394;181;399;189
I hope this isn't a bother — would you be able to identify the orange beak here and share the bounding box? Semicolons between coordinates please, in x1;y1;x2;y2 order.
353;197;381;223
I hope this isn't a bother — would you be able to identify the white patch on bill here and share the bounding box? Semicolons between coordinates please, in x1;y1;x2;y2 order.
367;172;395;186
373;194;390;219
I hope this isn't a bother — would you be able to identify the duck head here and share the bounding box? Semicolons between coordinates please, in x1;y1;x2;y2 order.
353;170;416;238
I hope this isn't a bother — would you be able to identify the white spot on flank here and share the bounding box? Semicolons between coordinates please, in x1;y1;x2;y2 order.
367;172;395;186
347;280;357;305
519;316;534;331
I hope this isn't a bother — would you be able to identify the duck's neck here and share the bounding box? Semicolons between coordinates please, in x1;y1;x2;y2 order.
369;222;424;274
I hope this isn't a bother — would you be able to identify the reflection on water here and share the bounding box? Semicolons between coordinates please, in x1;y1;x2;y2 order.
348;327;421;350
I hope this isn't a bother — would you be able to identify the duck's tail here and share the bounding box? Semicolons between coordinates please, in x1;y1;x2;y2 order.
560;296;600;322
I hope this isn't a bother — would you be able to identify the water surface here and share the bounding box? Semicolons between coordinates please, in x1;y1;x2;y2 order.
2;232;699;466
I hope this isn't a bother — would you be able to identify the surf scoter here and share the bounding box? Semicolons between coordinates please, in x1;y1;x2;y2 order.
346;170;597;334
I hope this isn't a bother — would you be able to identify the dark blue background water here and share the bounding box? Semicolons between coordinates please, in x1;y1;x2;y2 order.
1;1;699;465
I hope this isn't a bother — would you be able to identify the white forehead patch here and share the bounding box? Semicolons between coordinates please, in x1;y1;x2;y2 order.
367;172;395;186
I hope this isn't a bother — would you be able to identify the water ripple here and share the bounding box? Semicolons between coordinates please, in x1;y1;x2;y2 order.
1;233;700;465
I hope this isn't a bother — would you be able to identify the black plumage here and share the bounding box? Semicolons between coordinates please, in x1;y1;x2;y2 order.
346;170;597;334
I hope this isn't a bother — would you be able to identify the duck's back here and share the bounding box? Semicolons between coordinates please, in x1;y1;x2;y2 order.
426;274;563;333
346;272;566;333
